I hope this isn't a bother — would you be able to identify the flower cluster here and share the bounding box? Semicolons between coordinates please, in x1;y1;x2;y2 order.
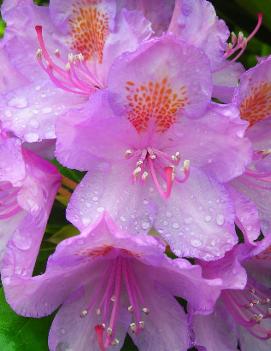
0;0;270;350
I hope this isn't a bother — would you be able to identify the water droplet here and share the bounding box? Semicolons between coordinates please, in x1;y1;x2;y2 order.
42;107;52;114
166;211;172;218
216;214;225;226
141;221;150;230
92;196;98;202
172;222;180;229
60;329;66;335
12;231;32;251
191;239;201;248
205;215;212;223
25;132;39;143
120;216;126;222
8;96;28;108
143;200;149;205
97;207;104;213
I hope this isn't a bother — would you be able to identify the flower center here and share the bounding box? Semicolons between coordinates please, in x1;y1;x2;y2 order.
125;147;190;199
35;26;103;96
80;255;150;350
0;182;21;220
222;279;271;339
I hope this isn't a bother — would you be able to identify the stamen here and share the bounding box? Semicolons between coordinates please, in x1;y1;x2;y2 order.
34;25;102;95
80;309;88;318
130;322;137;333
224;13;263;62
111;338;120;346
142;307;150;315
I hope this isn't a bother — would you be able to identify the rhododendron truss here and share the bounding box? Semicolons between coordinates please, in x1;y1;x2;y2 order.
0;0;270;351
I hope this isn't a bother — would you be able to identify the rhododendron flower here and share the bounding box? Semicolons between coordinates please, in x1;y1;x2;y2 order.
190;238;271;351
0;0;152;142
166;0;262;103
2;213;221;351
56;35;252;260
0;129;60;270
228;55;271;239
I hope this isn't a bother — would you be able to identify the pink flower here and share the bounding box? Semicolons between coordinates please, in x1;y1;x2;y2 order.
2;213;221;351
56;35;252;260
228;55;271;241
0;0;152;142
0;129;60;272
167;0;262;103
191;238;271;350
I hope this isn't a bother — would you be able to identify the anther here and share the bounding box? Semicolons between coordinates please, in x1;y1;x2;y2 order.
107;327;113;335
111;338;120;346
80;309;88;318
128;305;134;312
139;321;145;329
252;313;264;323
102;323;106;329
65;62;71;71
36;48;43;59
142;171;149;180
130;322;137;333
136;160;144;166
96;308;101;315
183;160;190;170
133;166;142;177
142;307;150;315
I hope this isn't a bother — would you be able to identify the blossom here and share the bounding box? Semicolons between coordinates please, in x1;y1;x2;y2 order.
0;0;152;142
166;0;261;103
2;213;221;351
228;55;271;240
0;129;61;271
190;238;271;351
56;35;252;260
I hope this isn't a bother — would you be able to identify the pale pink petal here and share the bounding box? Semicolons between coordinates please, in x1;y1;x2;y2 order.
108;35;212;134
227;186;261;243
0;80;85;142
213;62;245;103
130;285;189;351
168;0;229;70
192;301;238;351
67;163;157;234
155;167;237;260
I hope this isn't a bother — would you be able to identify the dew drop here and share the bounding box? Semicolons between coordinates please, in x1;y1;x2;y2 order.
96;207;104;213
141;221;150;230
204;215;212;223
25;132;39;143
172;222;180;229
216;214;225;226
191;239;201;248
12;231;32;251
8;96;28;108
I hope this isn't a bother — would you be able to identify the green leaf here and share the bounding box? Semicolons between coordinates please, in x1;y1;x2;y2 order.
48;225;79;245
0;289;52;351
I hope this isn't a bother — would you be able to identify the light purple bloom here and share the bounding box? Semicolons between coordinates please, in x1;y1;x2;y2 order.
228;55;271;239
2;213;221;351
56;35;252;260
0;0;152;142
0;129;60;271
191;238;271;351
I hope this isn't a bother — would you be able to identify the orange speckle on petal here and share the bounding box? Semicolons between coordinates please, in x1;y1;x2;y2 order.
125;77;188;133
240;82;271;126
69;0;109;63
